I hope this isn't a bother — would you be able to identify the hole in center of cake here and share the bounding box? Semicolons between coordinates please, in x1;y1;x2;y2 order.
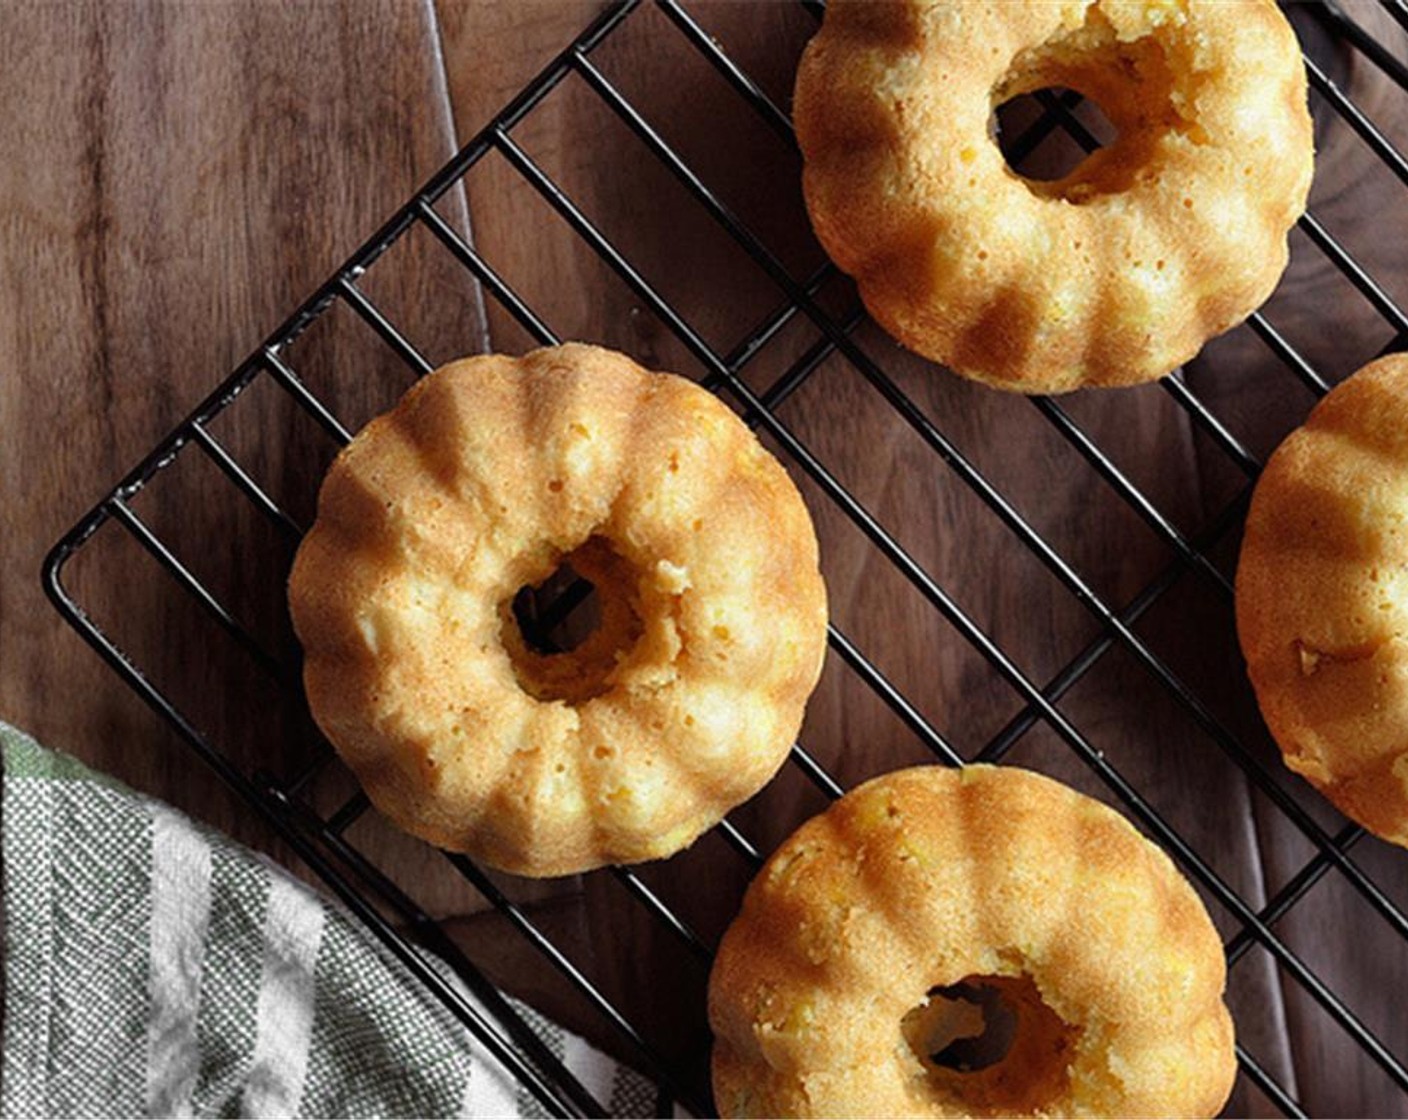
502;536;643;704
994;86;1116;184
902;974;1080;1114
512;561;600;656
992;13;1193;204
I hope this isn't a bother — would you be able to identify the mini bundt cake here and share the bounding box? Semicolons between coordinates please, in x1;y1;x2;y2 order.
288;343;829;877
1238;352;1408;847
709;765;1236;1118
793;0;1315;393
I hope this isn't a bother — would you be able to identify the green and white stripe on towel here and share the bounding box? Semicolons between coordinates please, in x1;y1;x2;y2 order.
0;721;668;1119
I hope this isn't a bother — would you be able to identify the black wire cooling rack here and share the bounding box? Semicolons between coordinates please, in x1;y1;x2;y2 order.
43;1;1408;1116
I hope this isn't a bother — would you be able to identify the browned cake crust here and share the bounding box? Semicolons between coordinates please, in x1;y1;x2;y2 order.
709;765;1235;1118
288;343;828;877
793;0;1314;393
1237;353;1408;848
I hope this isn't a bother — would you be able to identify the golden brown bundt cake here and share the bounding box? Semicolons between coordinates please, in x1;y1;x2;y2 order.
793;0;1314;393
709;765;1236;1118
288;343;829;877
1237;352;1408;848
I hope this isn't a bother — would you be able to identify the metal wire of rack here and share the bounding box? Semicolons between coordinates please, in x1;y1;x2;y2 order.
41;1;1408;1116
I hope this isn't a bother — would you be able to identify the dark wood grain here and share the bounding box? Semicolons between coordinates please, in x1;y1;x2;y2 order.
2;1;1407;1116
0;0;491;904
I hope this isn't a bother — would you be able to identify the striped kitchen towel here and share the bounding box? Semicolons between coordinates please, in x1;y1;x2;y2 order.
0;720;664;1119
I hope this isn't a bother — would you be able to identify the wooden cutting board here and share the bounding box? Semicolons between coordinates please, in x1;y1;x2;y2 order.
2;2;1406;1115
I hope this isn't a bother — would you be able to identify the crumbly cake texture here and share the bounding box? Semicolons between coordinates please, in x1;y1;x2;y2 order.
793;0;1314;393
709;765;1235;1118
288;343;828;877
1237;353;1408;848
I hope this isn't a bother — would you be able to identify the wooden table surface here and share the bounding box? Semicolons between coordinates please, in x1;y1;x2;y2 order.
2;2;1407;1116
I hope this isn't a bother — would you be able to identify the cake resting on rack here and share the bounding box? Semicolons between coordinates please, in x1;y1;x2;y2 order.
288;343;828;877
709;765;1236;1118
1239;353;1408;849
793;0;1315;393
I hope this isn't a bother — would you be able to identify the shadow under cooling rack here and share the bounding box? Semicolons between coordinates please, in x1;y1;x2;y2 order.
44;1;1408;1116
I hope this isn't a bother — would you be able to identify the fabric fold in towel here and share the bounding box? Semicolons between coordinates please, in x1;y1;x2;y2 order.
0;721;666;1119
